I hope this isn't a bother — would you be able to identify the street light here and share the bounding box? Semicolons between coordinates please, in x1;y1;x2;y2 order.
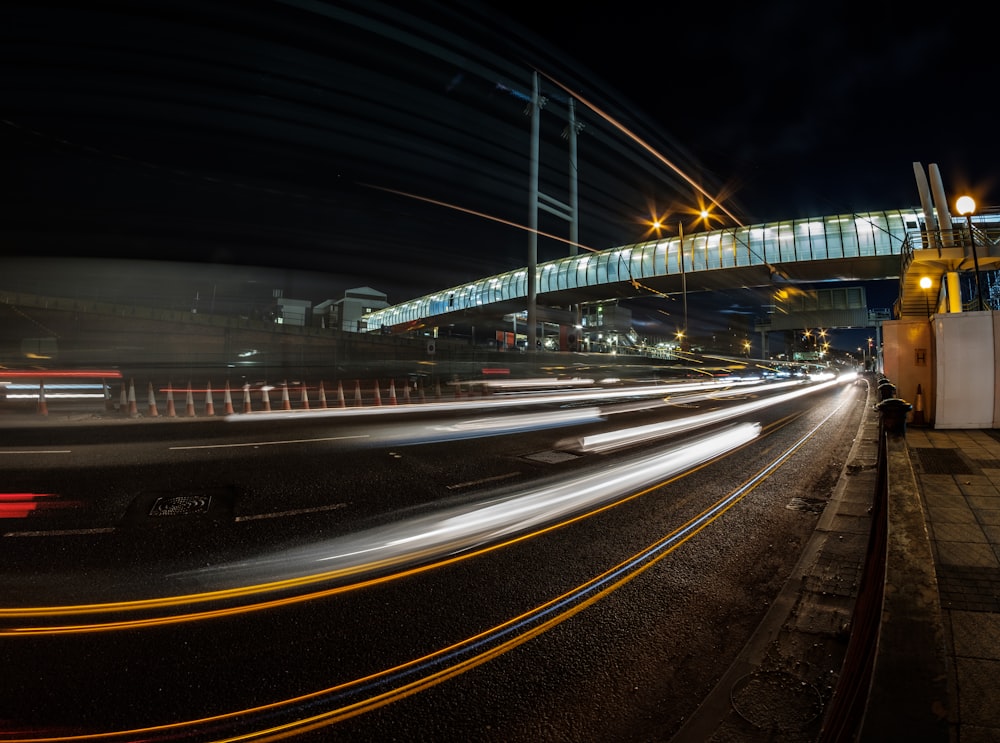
956;195;986;311
919;276;932;317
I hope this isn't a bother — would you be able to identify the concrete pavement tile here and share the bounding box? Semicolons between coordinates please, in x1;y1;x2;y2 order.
918;474;965;495
955;724;1000;743
924;492;974;509
928;505;978;524
956;657;1000;727
959;483;1000;498
950;611;1000;659
967;496;1000;509
933;522;989;543
936;541;1000;568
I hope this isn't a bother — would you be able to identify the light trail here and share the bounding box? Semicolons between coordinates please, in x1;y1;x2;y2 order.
222;376;792;423
0;393;857;743
0;424;759;628
565;376;844;453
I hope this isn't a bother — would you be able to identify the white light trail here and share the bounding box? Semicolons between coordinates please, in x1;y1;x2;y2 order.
175;423;760;591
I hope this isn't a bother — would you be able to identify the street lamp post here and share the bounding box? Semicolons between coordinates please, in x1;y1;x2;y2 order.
956;195;986;311
678;221;687;342
919;276;932;317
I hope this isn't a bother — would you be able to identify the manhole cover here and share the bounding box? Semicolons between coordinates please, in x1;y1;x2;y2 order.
730;670;823;731
149;494;212;517
914;448;972;474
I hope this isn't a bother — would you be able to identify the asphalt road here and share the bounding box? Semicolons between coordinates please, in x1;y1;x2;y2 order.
0;375;866;741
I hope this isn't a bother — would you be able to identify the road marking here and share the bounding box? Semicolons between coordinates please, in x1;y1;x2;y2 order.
169;434;369;450
235;503;349;521
446;472;521;490
0;450;71;454
4;527;116;537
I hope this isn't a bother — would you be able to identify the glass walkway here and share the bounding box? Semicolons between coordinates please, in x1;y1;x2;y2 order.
365;208;927;331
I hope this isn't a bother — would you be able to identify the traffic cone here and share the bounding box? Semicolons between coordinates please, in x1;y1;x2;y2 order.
127;379;139;417
281;381;291;411
165;385;177;417
242;383;252;414
913;383;925;425
388;379;398;405
403;382;412;404
147;382;159;417
335;380;346;408
185;382;196;417
223;381;235;415
119;383;127;414
204;383;215;417
319;382;329;409
373;380;382;406
300;384;310;410
37;381;48;416
262;384;271;412
354;380;362;407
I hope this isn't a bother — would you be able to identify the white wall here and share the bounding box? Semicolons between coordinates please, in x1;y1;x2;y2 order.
933;311;997;428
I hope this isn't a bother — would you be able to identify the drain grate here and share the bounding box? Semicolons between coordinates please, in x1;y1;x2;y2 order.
149;494;213;517
786;497;826;514
914;448;973;475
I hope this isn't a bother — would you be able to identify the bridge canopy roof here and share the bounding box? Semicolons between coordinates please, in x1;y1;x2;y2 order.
365;208;926;331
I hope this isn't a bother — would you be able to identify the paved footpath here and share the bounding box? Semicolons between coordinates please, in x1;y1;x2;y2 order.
902;425;1000;742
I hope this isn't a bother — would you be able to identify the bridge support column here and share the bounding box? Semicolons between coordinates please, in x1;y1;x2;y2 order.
946;272;963;312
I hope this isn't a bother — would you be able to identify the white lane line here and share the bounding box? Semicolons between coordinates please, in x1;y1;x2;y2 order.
4;527;116;537
235;503;349;522
446;472;521;490
169;434;369;450
0;450;72;454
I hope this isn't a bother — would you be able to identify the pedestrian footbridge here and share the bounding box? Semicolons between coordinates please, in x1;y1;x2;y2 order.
364;206;1000;337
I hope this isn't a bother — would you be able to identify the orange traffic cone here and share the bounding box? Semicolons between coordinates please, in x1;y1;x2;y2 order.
403;383;412;404
165;385;177;417
388;380;398;405
223;381;235;415
300;384;310;410
127;379;139;417
319;382;329;409
147;382;159;417
242;383;252;414
353;380;362;407
262;385;271;412
204;384;215;417
373;380;382;406
281;381;291;411
913;383;925;426
37;381;48;416
185;382;196;417
119;383;128;414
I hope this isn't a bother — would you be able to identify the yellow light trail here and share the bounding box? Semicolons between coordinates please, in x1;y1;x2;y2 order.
0;408;845;743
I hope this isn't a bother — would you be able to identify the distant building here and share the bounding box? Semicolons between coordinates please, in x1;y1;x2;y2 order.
271;295;312;326
314;286;389;332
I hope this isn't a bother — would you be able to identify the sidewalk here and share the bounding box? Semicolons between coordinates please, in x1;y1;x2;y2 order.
674;382;1000;742
887;425;1000;741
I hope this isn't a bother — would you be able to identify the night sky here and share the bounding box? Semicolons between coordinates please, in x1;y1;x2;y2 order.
2;1;995;338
